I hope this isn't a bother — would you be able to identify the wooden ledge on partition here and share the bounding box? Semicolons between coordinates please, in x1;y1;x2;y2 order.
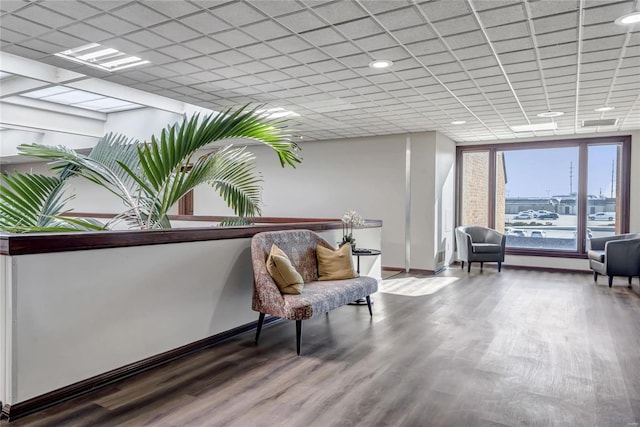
0;216;383;256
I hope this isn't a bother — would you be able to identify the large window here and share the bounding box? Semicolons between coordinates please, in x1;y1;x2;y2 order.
456;136;631;256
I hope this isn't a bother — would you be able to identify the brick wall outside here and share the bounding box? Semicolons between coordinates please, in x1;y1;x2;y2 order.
495;152;506;233
460;151;506;232
461;151;489;227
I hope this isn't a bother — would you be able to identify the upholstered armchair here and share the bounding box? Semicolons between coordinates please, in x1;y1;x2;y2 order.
455;226;506;272
588;233;640;287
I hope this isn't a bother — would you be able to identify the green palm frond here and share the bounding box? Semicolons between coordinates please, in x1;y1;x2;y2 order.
206;146;262;218
218;217;254;227
0;172;103;233
18;143;148;229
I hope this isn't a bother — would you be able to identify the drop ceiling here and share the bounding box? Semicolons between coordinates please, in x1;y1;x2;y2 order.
0;0;639;142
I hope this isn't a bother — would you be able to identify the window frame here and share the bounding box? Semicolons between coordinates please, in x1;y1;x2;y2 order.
456;136;631;258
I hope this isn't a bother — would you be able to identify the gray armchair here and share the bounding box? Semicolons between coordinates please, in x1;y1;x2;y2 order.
455;226;506;273
588;233;640;287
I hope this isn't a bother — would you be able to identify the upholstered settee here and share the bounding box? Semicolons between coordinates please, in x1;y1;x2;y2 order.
251;229;378;355
455;225;506;272
588;233;640;287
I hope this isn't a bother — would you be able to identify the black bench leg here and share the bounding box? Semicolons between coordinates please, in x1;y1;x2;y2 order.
461;261;464;270
480;262;484;271
629;277;632;288
296;320;302;355
467;262;471;273
255;313;265;344
498;262;502;272
608;276;613;288
366;295;373;317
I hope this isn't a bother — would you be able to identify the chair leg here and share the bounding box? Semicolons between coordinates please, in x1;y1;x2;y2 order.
629;277;632;288
255;313;266;344
296;320;302;355
467;262;471;273
593;271;598;282
498;262;502;272
461;261;464;270
608;276;613;288
366;295;373;317
480;262;484;271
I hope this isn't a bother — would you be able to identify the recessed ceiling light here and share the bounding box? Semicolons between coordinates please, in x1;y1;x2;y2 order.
536;111;564;118
368;59;393;69
594;106;615;112
451;120;466;125
510;122;558;132
615;11;640;25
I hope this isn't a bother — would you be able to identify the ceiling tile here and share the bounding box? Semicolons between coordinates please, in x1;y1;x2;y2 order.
335;18;384;40
111;3;168;27
1;14;52;35
212;29;258;48
478;3;526;26
182;37;228;55
391;26;436;44
486;21;530;41
59;22;113;42
157;45;201;60
86;14;140;34
41;1;101;19
179;11;231;34
209;2;267;26
275;10;326;33
375;6;424;30
312;1;369;24
249;0;304;17
432;15;480;37
444;30;485;50
144;1;201;18
268;35;312;53
124;29;172;48
17;4;75;28
418;0;471;22
242;20;290;41
300;26;346;46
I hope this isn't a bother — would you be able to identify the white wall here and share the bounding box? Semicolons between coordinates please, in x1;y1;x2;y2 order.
0;227;381;404
435;133;457;269
195;134;409;268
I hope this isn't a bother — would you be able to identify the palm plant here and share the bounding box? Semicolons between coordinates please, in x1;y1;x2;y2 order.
1;105;301;232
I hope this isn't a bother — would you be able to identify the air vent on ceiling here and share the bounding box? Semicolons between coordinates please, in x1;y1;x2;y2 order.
582;118;618;127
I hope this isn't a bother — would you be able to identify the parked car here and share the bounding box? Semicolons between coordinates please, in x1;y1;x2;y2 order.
535;210;552;217
588;212;615;221
530;230;546;238
508;229;526;237
513;213;532;220
537;212;559;219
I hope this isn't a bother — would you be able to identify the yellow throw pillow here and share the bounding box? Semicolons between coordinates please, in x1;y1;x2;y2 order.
316;244;357;281
266;244;304;294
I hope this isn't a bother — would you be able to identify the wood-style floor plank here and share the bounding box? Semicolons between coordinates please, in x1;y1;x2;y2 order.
3;268;640;427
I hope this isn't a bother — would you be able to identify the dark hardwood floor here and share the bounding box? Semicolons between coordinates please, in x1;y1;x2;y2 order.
3;268;640;426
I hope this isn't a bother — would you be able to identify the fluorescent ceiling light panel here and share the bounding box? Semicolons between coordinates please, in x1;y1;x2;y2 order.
510;122;558;132
451;120;466;125
55;43;150;72
594;106;615;112
536;111;564;118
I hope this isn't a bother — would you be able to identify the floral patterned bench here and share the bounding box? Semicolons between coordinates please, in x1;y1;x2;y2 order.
251;229;378;355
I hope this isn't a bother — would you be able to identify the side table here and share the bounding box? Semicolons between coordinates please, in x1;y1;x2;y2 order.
350;248;382;305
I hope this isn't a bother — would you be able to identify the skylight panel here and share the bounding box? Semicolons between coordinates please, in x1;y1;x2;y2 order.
20;86;143;113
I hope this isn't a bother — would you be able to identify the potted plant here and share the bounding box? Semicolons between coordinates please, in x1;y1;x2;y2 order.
340;210;365;250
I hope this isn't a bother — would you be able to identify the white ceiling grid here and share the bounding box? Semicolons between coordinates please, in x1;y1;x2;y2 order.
0;0;638;142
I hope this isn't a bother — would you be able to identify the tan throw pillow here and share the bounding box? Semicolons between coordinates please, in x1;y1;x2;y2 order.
266;244;304;294
316;244;357;281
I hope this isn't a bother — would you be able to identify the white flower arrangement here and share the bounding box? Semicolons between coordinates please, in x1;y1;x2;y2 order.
341;210;365;248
